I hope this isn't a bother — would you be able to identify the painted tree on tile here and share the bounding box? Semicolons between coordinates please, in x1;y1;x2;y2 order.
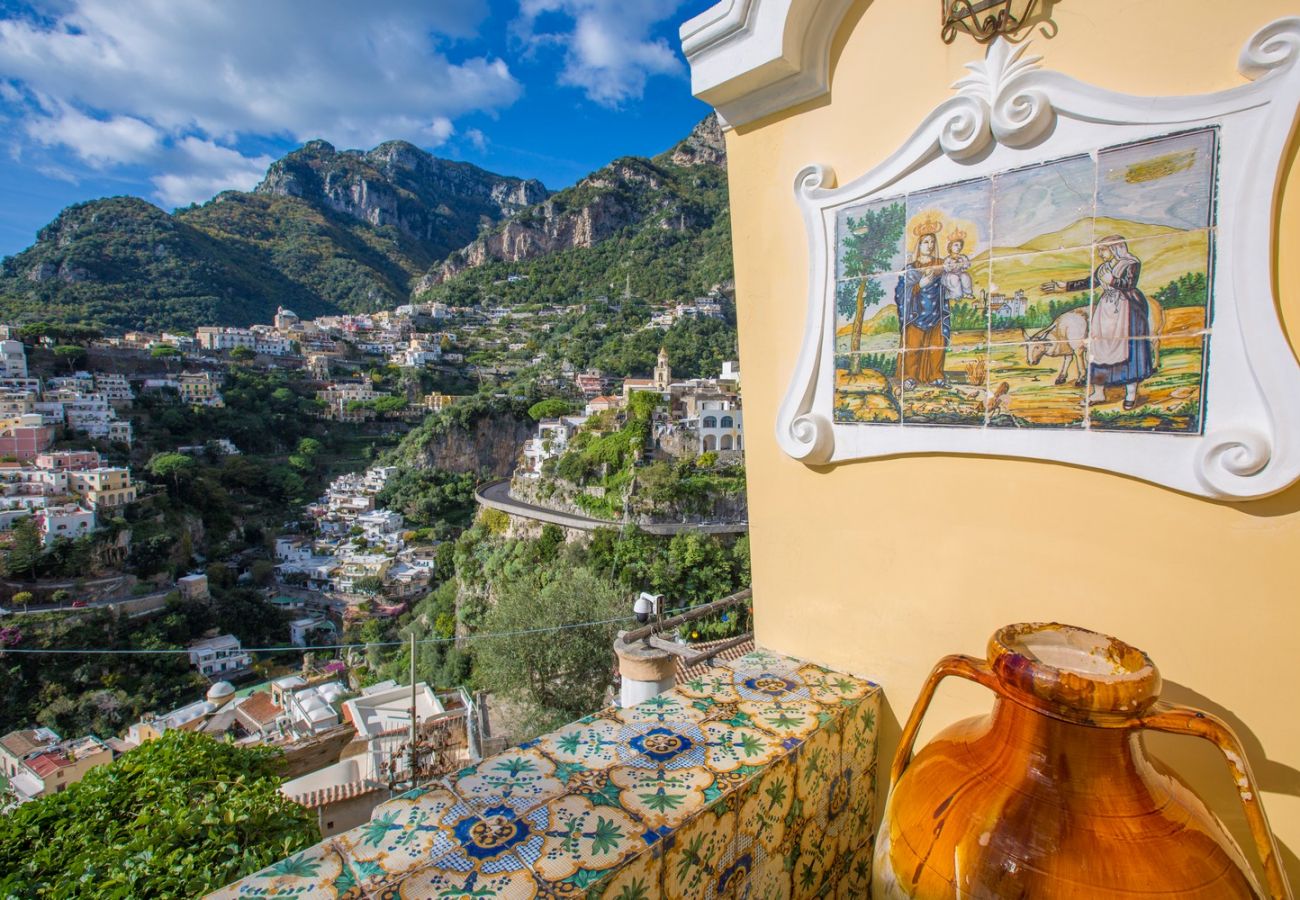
838;201;906;364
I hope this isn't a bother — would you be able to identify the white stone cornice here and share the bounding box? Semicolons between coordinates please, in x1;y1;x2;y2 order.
680;0;856;129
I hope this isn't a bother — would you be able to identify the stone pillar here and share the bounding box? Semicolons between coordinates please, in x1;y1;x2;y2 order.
614;633;678;708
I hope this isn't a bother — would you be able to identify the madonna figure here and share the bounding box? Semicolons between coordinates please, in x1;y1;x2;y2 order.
895;219;950;388
1043;235;1155;410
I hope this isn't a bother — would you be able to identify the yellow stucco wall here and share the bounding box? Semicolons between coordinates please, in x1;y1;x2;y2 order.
725;0;1300;886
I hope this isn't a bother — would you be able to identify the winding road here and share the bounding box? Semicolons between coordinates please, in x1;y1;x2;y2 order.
475;479;747;535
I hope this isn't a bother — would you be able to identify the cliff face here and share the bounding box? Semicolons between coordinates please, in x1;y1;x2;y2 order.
416;115;729;293
255;140;548;259
403;411;534;477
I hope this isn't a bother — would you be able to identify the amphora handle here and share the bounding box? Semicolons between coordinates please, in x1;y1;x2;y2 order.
889;653;997;788
1138;701;1293;900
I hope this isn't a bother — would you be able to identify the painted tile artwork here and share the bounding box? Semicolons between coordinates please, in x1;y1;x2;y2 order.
833;128;1217;434
211;650;882;900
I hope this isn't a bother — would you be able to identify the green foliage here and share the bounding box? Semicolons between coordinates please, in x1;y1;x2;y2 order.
374;467;478;531
419;144;732;316
837;201;906;354
12;591;32;609
475;566;626;737
150;344;180;359
0;730;319;899
52;344;87;371
4;518;44;580
229;345;256;360
1153;271;1209;309
528;397;573;421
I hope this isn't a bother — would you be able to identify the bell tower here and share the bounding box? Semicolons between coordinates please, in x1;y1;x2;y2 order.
654;346;671;390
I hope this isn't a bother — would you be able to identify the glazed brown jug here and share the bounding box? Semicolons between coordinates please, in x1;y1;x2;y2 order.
873;623;1293;899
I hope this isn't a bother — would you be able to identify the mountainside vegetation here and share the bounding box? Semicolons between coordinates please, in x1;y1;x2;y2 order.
0;142;547;331
0;117;731;333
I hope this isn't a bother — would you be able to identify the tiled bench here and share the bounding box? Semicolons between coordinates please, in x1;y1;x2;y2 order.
210;649;881;899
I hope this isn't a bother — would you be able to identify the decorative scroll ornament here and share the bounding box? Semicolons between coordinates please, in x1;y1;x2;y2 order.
777;18;1300;499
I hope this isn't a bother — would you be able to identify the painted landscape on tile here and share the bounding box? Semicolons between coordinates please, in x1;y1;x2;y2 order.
833;128;1216;434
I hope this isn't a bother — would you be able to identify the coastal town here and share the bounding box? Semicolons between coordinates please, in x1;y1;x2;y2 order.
0;288;746;835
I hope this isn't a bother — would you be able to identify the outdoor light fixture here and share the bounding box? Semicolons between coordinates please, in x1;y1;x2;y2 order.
941;0;1042;44
634;592;662;625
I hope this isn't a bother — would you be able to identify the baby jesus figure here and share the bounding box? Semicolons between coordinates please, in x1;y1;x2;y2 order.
941;230;974;300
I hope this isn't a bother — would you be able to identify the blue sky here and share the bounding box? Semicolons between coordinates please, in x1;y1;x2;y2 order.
0;0;716;257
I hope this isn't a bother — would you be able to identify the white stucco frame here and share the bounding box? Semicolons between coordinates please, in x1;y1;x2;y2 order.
766;20;1300;500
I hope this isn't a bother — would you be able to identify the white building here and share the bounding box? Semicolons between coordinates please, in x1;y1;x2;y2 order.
188;635;252;678
696;400;744;453
356;509;404;544
289;616;336;648
520;415;588;478
94;373;134;404
35;504;95;546
0;341;27;379
285;681;348;736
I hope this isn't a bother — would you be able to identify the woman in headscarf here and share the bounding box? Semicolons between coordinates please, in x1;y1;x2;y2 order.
1043;235;1154;410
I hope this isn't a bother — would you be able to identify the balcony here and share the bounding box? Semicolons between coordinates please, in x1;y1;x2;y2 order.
210;647;880;898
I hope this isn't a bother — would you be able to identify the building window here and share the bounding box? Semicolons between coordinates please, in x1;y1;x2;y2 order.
721;435;733;450
703;416;717;429
703;435;717;452
721;416;734;428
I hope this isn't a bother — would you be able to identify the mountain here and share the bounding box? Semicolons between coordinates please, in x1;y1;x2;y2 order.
416;114;732;305
0;143;548;332
0;116;731;332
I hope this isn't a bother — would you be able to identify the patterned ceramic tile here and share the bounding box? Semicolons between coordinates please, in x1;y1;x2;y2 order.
530;717;627;769
386;844;538;899
450;747;567;817
591;846;662;899
675;666;742;703
732;668;812;703
719;649;804;676
613;690;709;726
333;784;469;893
736;697;825;741
609;760;715;832
736;753;797;858
521;793;653;888
207;839;361;900
662;798;737;900
214;648;884;900
833;839;875;900
701;720;786;773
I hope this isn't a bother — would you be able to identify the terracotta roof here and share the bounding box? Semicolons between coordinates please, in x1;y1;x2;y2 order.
0;729;53;758
287;779;386;810
237;692;283;726
676;637;757;685
26;750;72;777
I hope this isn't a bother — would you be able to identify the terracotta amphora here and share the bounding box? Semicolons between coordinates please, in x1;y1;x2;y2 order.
873;623;1293;899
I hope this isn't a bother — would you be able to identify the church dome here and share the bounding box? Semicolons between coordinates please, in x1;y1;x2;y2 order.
206;681;236;702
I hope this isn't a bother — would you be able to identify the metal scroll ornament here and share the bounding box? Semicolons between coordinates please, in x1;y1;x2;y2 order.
942;0;1041;44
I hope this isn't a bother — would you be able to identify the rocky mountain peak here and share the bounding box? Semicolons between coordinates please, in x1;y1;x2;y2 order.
664;114;726;168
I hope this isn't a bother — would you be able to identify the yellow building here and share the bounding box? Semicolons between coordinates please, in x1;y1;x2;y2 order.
684;0;1300;889
68;466;136;510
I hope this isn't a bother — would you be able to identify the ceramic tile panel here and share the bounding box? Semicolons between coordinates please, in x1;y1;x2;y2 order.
835;273;903;355
1087;334;1208;434
835;352;903;425
213;648;884;900
993;153;1095;255
986;340;1088;429
1117;229;1214;334
987;246;1095;347
836;196;907;281
901;339;989;427
1096;128;1217;232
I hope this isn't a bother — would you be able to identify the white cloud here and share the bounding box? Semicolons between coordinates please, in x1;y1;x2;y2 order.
515;0;686;107
151;138;273;208
25;104;160;168
0;0;524;201
465;128;488;152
